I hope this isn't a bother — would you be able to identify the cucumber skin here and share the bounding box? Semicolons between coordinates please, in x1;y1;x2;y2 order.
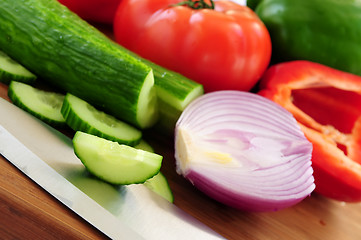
61;94;142;146
0;51;37;85
0;0;154;128
7;81;66;127
0;70;36;85
73;131;163;185
123;48;204;132
141;59;204;111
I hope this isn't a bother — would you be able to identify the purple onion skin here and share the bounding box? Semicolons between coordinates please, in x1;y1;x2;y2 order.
174;91;315;212
185;169;314;212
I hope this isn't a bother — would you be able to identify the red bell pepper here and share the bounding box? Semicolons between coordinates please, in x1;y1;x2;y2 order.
258;60;361;202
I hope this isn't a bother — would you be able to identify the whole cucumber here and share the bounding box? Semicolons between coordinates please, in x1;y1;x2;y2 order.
256;0;361;76
0;0;158;128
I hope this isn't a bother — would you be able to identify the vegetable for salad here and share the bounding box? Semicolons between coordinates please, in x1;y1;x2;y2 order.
144;172;174;203
258;60;361;202
147;60;204;132
175;90;314;212
0;0;157;129
0;51;36;85
8;81;65;126
135;140;174;202
256;0;361;77
113;0;271;92
73;131;163;185
247;0;262;10
61;93;142;146
58;0;121;24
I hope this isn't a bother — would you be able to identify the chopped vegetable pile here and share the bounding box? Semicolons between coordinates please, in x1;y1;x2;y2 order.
1;0;361;213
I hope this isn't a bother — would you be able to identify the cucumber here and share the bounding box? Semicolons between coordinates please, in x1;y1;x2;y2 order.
135;139;156;153
122;49;204;132
155;99;185;133
146;61;204;112
135;140;174;202
0;51;36;85
61;93;142;146
144;172;174;203
148;62;204;133
0;0;157;129
73;131;163;185
7;81;65;126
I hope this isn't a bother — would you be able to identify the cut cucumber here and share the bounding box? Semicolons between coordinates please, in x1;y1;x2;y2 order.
135;139;156;153
135;140;174;202
7;81;65;126
0;51;36;85
124;49;204;133
73;131;163;185
0;0;205;133
0;0;158;129
152;70;204;134
144;172;174;203
67;170;123;213
61;93;142;146
150;62;204;112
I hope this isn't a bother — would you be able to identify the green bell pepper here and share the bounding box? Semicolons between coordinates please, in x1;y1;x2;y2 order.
256;0;361;77
247;0;262;10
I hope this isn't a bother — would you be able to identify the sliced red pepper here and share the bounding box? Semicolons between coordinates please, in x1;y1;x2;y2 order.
258;60;361;202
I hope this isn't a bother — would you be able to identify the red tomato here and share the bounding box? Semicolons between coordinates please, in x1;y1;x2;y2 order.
113;0;272;92
58;0;121;24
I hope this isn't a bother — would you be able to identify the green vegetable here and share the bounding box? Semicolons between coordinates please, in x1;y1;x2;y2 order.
256;0;361;76
144;172;174;203
0;0;157;129
0;0;204;133
134;139;155;153
247;0;263;10
7;81;65;126
117;41;204;133
61;93;142;146
73;131;163;185
135;140;174;202
0;51;36;84
147;61;204;133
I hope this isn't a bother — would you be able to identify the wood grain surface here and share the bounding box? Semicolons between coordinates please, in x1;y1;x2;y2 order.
1;26;361;240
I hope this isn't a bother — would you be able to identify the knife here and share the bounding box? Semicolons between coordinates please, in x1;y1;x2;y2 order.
0;98;224;240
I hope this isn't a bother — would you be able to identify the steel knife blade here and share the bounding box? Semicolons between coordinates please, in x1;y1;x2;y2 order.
0;98;224;240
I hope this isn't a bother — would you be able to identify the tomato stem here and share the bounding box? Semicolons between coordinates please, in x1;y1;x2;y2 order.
173;0;215;10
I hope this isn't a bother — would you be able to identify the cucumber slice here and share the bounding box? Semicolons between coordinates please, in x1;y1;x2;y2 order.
0;51;36;84
135;139;156;152
135;140;174;202
61;93;142;146
7;81;65;126
144;172;174;203
73;131;163;185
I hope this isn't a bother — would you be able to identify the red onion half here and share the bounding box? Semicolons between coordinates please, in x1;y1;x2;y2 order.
174;91;315;212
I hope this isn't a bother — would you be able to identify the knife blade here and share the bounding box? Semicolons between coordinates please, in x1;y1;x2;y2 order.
0;98;224;240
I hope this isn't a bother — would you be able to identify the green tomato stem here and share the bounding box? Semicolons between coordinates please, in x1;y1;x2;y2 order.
172;0;215;10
